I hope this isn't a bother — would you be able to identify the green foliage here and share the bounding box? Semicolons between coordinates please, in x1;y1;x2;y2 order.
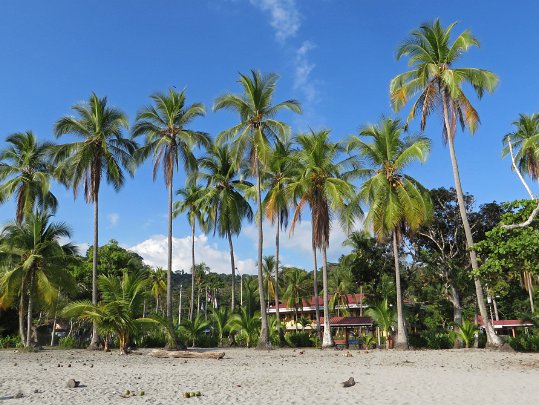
508;333;539;352
285;332;313;348
362;334;377;349
58;336;81;349
453;320;478;348
0;335;23;349
179;315;209;347
136;329;168;348
365;299;395;336
226;307;261;348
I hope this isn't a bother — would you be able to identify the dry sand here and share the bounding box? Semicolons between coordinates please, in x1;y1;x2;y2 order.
1;347;538;404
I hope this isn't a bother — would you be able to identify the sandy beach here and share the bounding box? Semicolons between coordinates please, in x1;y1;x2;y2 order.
1;347;538;404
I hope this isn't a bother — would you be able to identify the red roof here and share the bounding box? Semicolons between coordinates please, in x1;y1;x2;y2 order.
320;316;373;326
268;293;367;310
478;316;534;328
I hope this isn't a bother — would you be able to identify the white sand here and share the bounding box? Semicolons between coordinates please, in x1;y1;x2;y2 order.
1;347;538;404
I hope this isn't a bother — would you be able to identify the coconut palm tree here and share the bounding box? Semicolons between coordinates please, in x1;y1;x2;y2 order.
53;93;135;348
210;306;230;346
329;266;355;316
365;299;396;348
226;307;261;348
133;88;210;343
282;268;309;332
0;211;77;346
349;117;431;349
197;144;253;311
213;70;301;349
63;270;154;354
263;139;297;337
288;129;358;347
262;255;276;306
180;314;209;348
0;131;58;224
174;182;209;321
148;267;167;314
390;19;502;347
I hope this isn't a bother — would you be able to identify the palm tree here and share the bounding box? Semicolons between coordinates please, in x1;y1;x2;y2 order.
282;268;309;332
214;70;301;349
174;182;209;321
0;131;58;223
193;263;209;318
210;306;230;346
329;266;355;316
263;139;297;337
0;211;77;346
148;267;167;314
365;299;396;348
133;88;210;343
63;270;154;354
350;117;431;350
289;129;358;347
390;19;502;347
262;255;276;306
226;307;261;348
53;93;135;348
197;144;253;311
180;314;209;348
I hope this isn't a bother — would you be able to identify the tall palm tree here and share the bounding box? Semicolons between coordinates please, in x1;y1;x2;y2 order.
390;19;502;347
0;131;57;223
0;211;77;346
197;144;253;311
263;139;297;337
148;267;167;314
262;255;276;306
349;117;431;349
289;129;358;348
282;268;309;332
54;93;135;349
174;182;209;321
133;88;210;343
213;70;301;349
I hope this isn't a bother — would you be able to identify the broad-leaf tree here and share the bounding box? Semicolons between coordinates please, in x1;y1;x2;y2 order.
390;19;502;346
214;70;301;348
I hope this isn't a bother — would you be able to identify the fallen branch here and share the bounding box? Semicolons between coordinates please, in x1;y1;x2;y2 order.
150;349;225;359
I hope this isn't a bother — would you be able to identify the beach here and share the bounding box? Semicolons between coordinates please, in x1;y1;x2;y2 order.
1;347;538;404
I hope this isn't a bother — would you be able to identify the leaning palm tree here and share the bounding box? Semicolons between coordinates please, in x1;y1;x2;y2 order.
0;211;77;346
390;19;502;347
214;70;301;348
197;144;253;311
349;117;432;349
263;139;297;337
288;129;358;348
54;93;135;349
174;182;209;321
133;88;210;343
0;131;57;223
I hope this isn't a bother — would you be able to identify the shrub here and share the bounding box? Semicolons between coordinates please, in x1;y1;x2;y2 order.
197;333;219;348
58;336;83;349
0;335;23;349
138;330;169;348
285;332;312;348
509;334;539;352
418;330;453;349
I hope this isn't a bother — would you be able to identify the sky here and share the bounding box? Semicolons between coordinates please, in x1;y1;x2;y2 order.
0;0;538;275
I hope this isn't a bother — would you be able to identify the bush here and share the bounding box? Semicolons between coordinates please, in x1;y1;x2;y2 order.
0;335;23;349
138;330;168;348
197;333;219;348
509;334;539;352
285;332;312;348
414;330;453;349
58;336;82;349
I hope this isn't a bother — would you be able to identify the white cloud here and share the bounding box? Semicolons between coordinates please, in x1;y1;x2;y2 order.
249;0;301;42
107;213;119;228
294;40;318;104
128;233;257;275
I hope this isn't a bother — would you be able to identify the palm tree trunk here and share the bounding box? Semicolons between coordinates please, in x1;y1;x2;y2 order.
26;270;35;347
50;288;60;346
227;229;236;311
254;153;270;349
197;288;200;318
392;230;408;350
441;93;502;348
526;272;535;313
165;179;178;349
449;284;463;348
18;280;26;344
89;198;99;349
190;218;196;321
275;213;282;342
321;246;333;348
312;238;321;342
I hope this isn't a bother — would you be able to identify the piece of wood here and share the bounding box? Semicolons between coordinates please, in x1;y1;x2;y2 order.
150;349;225;359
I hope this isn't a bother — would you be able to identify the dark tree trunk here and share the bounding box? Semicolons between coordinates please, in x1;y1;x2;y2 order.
392;231;408;350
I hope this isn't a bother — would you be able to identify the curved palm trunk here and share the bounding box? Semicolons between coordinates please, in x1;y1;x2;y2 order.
321;247;333;348
255;154;270;349
26;270;35;347
88;197;99;349
275;213;282;343
227;229;236;311
189;218;196;321
312;238;321;342
392;230;408;350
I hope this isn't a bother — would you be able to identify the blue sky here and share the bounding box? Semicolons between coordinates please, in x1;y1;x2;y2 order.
0;0;537;275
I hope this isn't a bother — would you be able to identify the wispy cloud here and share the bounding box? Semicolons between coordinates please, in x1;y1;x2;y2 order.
249;0;301;43
294;40;318;104
107;213;119;228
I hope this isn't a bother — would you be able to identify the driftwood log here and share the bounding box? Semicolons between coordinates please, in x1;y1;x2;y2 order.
150;349;225;359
